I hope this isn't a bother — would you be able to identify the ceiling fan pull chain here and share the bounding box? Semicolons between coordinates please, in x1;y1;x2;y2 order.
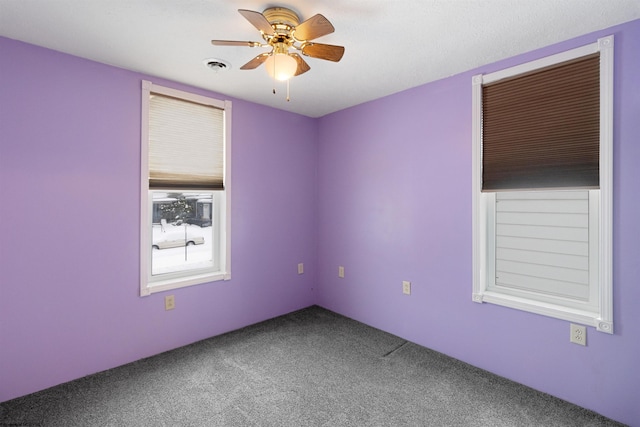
272;58;277;95
286;79;290;102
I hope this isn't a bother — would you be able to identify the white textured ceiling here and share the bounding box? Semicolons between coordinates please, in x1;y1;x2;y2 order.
1;1;639;117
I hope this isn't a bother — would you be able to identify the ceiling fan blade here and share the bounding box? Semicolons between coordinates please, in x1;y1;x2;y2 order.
301;43;345;62
240;53;270;70
238;9;275;35
211;40;261;47
294;14;334;41
291;54;311;76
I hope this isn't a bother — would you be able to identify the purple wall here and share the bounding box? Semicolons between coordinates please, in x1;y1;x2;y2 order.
317;20;640;426
1;18;639;426
0;37;317;402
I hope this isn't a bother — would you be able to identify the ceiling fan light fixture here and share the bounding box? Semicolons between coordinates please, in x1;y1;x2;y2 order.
264;53;297;81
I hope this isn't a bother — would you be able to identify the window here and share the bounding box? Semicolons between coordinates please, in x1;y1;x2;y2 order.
140;81;231;296
471;36;613;333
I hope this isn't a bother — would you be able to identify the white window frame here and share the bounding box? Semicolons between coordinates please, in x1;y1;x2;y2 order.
471;36;613;333
140;81;232;296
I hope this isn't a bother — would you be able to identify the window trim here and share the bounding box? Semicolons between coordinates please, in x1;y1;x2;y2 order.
471;36;613;333
140;80;232;296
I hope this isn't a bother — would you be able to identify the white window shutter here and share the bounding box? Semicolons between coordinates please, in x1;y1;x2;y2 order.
489;191;598;308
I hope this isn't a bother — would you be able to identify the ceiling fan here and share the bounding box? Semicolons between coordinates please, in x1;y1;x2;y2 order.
211;7;345;82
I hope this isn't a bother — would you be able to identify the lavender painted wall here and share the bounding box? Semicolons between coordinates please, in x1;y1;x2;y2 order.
0;37;317;402
317;20;640;426
1;18;639;426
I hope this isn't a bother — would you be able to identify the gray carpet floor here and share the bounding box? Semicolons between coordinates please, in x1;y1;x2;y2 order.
0;306;624;426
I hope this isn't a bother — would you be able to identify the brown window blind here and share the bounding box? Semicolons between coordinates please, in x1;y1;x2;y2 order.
482;53;600;191
149;93;225;190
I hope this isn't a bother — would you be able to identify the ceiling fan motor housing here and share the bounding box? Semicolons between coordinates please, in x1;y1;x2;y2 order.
263;7;300;29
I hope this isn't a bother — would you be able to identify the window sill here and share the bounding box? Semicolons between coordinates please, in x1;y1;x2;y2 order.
141;271;231;296
473;290;613;333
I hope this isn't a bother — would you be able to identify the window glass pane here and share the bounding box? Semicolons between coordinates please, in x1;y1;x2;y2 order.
151;191;214;276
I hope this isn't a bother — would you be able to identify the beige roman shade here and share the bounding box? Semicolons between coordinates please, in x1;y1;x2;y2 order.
481;53;600;191
148;93;225;189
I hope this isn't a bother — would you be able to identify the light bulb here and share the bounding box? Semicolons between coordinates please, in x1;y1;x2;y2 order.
265;53;297;81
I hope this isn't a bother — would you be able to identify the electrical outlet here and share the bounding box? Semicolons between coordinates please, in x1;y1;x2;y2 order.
165;295;175;311
570;324;586;346
338;266;345;278
298;263;304;275
402;281;411;295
